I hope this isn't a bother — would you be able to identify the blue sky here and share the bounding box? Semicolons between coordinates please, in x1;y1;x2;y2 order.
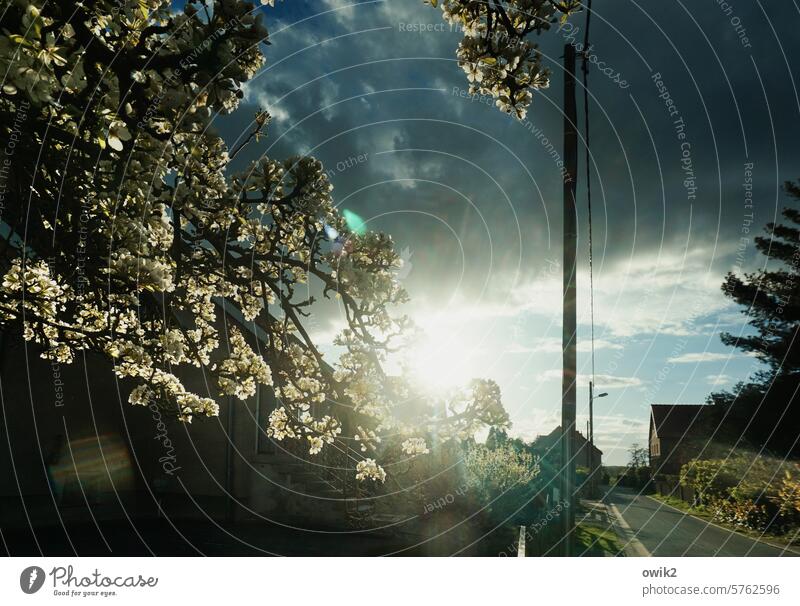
210;0;800;463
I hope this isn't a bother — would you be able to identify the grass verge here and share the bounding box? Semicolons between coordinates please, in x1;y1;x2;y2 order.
573;522;623;557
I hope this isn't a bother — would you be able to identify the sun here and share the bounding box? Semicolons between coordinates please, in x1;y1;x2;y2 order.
405;323;482;393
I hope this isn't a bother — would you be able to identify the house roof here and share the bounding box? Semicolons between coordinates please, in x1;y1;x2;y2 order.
650;404;711;439
532;425;603;455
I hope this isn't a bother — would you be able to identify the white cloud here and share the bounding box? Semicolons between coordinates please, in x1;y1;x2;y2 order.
539;369;643;389
317;0;357;24
498;246;736;339
592;374;644;389
308;321;346;347
590;415;650;463
241;82;291;123
668;352;735;364
511;336;624;354
581;339;625;352
706;373;734;386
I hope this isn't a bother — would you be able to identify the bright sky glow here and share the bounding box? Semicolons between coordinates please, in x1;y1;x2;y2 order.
405;316;486;392
237;0;792;464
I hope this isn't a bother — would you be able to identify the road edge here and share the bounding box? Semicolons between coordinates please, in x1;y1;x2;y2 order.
644;494;800;557
606;502;651;557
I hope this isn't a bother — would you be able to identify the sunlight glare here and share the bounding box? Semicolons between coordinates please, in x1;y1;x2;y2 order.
406;320;483;392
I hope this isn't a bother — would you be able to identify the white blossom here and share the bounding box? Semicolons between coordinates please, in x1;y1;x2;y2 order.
0;0;512;485
401;437;430;456
129;385;153;406
432;0;577;119
355;458;386;483
307;435;324;455
107;121;131;151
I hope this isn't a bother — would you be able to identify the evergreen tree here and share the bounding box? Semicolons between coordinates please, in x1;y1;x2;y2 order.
711;180;800;456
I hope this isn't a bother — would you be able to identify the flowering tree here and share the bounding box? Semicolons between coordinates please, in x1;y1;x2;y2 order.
0;0;509;482
464;442;540;498
427;0;580;118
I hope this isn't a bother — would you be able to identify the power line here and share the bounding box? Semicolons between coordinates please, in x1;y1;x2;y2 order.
581;0;596;386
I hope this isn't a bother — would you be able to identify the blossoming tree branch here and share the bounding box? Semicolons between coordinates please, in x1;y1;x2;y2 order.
426;0;580;119
0;0;510;483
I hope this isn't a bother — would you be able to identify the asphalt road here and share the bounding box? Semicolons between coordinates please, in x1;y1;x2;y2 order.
606;487;797;557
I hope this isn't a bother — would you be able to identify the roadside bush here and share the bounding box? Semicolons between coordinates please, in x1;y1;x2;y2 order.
680;456;800;533
775;469;800;529
463;443;541;524
710;496;770;531
464;443;540;498
680;459;735;506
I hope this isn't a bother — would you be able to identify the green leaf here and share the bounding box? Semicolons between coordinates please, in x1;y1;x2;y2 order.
8;34;32;48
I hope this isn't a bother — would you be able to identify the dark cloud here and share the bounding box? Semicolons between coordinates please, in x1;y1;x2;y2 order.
219;1;799;296
209;1;799;462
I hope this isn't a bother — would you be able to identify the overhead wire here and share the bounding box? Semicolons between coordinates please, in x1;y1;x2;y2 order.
581;0;597;388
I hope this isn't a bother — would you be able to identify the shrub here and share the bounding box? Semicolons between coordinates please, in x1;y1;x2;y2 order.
463;443;541;524
464;443;540;499
710;497;770;531
774;469;800;528
680;456;800;533
680;459;738;506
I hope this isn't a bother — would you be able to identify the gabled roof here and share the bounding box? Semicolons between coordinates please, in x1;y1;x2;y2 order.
532;425;603;455
650;404;711;439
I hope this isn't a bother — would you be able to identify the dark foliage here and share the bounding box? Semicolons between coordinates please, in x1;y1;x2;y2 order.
710;180;800;456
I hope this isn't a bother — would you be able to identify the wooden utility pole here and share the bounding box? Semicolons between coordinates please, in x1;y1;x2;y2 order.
589;380;595;498
589;381;594;449
560;42;579;557
586;420;591;468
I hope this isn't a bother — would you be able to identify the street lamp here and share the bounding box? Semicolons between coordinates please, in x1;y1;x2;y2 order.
588;381;607;498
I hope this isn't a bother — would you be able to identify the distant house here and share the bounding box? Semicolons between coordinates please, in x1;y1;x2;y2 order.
648;404;714;477
531;426;602;473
